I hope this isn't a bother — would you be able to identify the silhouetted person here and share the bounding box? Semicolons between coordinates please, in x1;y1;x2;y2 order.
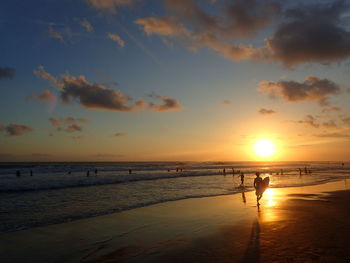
254;172;263;205
168;169;170;172
16;170;21;177
68;171;71;175
30;170;33;176
95;169;98;175
176;168;179;172
232;168;235;176
281;169;283;175
342;162;344;167
87;170;90;177
298;168;302;176
240;172;244;185
129;169;132;174
223;168;226;176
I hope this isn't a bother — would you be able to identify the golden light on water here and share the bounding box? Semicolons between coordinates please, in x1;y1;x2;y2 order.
253;139;276;158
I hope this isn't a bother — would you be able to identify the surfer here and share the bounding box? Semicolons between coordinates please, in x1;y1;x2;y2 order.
254;172;263;205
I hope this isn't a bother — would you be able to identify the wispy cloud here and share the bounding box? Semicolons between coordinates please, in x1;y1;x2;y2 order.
49;117;90;133
80;18;94;32
259;108;276;115
115;132;127;137
107;33;125;47
27;90;57;103
87;0;133;13
1;123;33;136
148;93;183;112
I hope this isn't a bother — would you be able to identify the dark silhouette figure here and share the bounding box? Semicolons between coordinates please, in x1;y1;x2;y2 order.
298;168;302;176
30;170;33;176
254;172;263;205
16;170;21;177
167;169;170;172
68;171;71;175
87;170;90;177
129;169;132;174
342;162;345;167
241;190;246;204
95;169;98;175
281;169;283;175
232;168;235;176
240;172;245;185
304;167;308;174
223;168;226;176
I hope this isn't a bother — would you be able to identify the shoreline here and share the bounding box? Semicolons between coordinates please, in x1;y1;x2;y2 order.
1;179;350;262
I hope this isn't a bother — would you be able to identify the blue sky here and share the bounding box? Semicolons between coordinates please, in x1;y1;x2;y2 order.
1;0;350;161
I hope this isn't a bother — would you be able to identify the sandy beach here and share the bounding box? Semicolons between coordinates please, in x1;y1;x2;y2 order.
1;179;350;263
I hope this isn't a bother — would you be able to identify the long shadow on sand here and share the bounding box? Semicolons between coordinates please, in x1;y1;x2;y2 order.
242;220;260;263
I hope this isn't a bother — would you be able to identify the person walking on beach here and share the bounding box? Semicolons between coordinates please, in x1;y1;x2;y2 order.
129;169;132;174
223;168;226;176
232;168;235;176
240;172;244;186
87;170;90;177
254;172;263;205
95;168;98;175
16;170;21;177
30;170;33;176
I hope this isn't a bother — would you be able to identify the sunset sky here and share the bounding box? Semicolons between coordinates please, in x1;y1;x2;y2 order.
1;0;350;162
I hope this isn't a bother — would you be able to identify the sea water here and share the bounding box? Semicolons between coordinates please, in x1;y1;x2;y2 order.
0;161;349;232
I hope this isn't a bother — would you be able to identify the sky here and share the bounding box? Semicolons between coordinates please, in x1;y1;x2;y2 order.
1;0;350;162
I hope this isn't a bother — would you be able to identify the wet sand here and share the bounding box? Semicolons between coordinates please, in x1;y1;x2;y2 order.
1;179;350;262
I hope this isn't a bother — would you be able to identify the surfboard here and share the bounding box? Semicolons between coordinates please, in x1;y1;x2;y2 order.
256;176;269;195
263;176;270;188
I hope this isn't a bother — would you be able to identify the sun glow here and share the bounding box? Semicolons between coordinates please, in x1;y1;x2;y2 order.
253;139;276;158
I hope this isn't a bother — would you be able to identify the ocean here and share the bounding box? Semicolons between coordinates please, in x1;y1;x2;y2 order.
0;161;349;233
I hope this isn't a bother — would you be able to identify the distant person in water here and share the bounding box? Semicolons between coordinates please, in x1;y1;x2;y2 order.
68;171;71;175
223;168;226;176
129;169;132;174
30;170;33;176
281;169;283;175
95;169;98;175
87;170;90;177
16;170;21;177
304;167;308;174
254;172;263;205
232;168;235;176
240;172;244;185
342;162;344;167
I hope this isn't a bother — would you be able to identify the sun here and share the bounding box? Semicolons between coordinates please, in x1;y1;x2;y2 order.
253;139;276;158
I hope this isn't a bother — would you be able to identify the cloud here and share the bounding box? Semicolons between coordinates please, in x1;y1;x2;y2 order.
222;100;231;105
135;1;350;66
107;33;125;47
49;117;90;132
87;0;133;13
313;132;350;138
27;90;57;103
48;26;64;42
258;76;340;106
322;120;337;128
33;66;59;87
0;67;15;79
4;123;33;136
298;115;319;128
265;0;350;66
115;132;127;137
34;67;182;113
322;106;341;112
343;117;350;126
80;19;94;32
259;108;276;115
65;124;83;133
135;17;190;36
148;94;183;112
60;74;145;111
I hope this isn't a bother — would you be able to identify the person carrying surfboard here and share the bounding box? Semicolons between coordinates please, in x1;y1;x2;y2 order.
254;172;270;205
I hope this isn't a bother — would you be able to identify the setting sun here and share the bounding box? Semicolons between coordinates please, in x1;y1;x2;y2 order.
253;139;276;158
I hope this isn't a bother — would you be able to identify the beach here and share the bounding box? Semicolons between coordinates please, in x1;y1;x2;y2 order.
1;179;350;262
